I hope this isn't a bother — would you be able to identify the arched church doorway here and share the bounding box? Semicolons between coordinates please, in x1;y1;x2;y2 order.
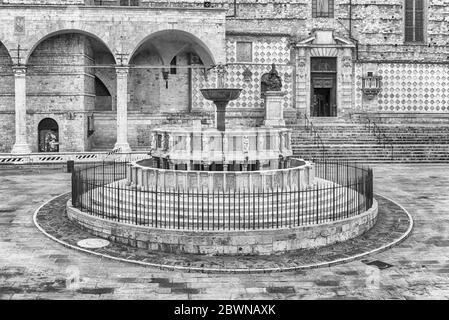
38;118;59;152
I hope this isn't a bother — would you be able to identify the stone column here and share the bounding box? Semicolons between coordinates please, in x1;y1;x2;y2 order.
11;66;31;154
114;66;131;152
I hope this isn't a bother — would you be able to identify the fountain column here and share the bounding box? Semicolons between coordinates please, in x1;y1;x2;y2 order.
114;66;131;152
215;101;228;131
11;66;31;154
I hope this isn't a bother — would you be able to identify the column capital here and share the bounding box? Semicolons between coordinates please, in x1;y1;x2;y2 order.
115;65;130;76
12;65;27;76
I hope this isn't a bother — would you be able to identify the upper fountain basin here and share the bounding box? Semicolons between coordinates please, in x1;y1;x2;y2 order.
200;88;242;102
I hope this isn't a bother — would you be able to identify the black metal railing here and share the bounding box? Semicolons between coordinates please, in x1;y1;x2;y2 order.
355;114;394;161
304;114;327;162
71;160;374;231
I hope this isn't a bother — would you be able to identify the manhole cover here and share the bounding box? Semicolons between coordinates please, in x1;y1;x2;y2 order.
77;238;110;249
362;259;393;270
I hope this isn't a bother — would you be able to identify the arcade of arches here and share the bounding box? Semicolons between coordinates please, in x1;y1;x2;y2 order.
0;30;215;153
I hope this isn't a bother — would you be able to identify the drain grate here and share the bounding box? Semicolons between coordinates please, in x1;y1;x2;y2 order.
77;238;110;249
362;259;393;270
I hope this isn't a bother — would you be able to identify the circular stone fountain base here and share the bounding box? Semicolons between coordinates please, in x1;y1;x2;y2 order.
35;193;412;273
66;199;378;255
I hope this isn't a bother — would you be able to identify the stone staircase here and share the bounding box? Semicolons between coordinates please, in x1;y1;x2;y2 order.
289;116;449;163
79;179;363;230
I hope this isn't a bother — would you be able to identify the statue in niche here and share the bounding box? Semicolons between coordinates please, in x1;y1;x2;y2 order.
223;134;228;152
242;135;250;153
202;135;210;153
43;131;58;152
258;135;265;151
261;63;282;97
168;134;174;149
185;134;191;152
150;133;156;150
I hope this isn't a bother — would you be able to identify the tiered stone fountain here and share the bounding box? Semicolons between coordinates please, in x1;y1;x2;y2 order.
68;64;378;256
128;64;314;193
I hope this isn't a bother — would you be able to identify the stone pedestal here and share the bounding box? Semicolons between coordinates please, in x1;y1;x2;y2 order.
264;91;286;127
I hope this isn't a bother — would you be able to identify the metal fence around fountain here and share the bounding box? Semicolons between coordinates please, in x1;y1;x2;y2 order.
71;161;374;231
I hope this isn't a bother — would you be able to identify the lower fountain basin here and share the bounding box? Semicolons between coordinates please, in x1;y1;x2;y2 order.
127;158;315;192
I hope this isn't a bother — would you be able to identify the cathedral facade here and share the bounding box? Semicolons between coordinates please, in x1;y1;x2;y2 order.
0;0;447;153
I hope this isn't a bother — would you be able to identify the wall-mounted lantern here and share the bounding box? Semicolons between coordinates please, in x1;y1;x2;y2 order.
361;72;382;100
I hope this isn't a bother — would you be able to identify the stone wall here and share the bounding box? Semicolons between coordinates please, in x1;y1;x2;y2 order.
355;62;449;114
90;112;213;150
225;0;448;61
1;1;449;153
129;51;190;113
1;0;85;3
0;43;14;152
224;0;449;115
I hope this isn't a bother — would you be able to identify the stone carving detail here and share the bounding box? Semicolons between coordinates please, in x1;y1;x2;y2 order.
261;63;283;95
168;134;174;149
150;133;157;150
14;17;25;34
202;134;210;153
215;63;227;88
223;134;228;153
258;134;265;151
297;57;306;69
243;67;252;82
214;175;224;191
185;134;191;152
226;174;236;191
342;56;352;68
242;135;250;153
279;133;285;152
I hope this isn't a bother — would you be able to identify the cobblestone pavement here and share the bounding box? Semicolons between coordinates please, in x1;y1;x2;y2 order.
35;194;410;273
0;164;448;299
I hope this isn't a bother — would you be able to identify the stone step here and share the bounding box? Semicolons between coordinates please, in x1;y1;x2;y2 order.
89;183;355;216
77;181;363;225
82;198;363;230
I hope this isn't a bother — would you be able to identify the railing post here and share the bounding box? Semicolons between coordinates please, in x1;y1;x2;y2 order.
71;170;76;206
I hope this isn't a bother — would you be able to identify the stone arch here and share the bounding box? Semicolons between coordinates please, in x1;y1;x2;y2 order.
0;41;15;153
38;118;59;152
94;75;114;111
25;29;117;65
129;29;215;68
0;41;13;66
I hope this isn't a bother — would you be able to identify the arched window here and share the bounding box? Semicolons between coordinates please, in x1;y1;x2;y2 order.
38;118;59;152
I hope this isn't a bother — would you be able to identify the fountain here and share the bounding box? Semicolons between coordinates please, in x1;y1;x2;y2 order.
68;64;378;257
200;64;242;131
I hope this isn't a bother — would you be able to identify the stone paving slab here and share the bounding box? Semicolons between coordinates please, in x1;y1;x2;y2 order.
1;164;449;299
34;192;411;273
